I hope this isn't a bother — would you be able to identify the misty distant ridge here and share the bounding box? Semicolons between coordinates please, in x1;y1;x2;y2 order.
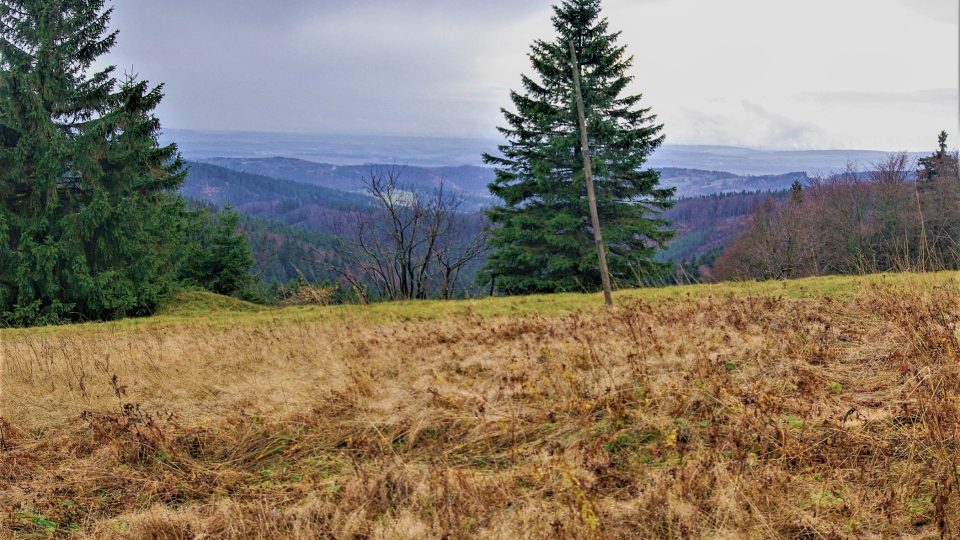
200;156;810;202
648;145;928;177
163;129;928;178
163;130;496;171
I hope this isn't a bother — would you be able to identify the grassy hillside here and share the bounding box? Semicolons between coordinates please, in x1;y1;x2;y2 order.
2;272;959;538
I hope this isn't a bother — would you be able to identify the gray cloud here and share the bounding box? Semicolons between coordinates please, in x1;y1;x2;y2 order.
102;0;959;150
106;0;553;136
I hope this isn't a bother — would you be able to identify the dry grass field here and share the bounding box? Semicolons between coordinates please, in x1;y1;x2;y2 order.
1;272;959;539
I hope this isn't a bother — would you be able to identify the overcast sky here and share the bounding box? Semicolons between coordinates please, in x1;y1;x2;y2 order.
103;0;959;151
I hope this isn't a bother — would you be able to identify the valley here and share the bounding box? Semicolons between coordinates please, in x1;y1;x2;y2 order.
179;156;806;290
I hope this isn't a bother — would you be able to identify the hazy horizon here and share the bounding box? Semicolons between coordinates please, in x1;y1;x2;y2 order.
161;128;932;175
106;0;959;152
163;126;950;153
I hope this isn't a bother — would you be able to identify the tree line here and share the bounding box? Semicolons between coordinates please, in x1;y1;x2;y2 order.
712;135;960;281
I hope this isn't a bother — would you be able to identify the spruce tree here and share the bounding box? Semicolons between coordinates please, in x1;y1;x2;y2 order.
0;1;186;326
179;207;255;298
483;0;674;294
918;131;955;182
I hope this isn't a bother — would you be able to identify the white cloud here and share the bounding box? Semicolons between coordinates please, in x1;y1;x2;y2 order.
668;100;836;149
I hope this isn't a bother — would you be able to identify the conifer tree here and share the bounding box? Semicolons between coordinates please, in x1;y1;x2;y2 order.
789;180;804;205
179;207;256;298
0;0;186;326
483;0;674;294
918;131;956;182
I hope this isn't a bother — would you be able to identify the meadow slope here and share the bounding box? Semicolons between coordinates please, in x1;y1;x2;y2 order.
1;273;959;538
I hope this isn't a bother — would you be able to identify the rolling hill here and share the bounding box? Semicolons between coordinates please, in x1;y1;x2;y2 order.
200;157;497;209
660;190;787;263
200;156;811;200
181;161;373;230
657;168;807;196
182;161;372;212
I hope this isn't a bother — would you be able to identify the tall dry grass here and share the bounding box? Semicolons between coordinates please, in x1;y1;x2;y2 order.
1;282;958;538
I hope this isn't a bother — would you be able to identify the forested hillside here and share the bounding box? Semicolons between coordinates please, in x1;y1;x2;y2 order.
181;162;372;226
236;214;346;286
185;151;959;293
203;156;814;200
179;163;372;293
185;153;818;295
657;168;807;196
184;157;827;292
202;157;497;209
660;191;784;263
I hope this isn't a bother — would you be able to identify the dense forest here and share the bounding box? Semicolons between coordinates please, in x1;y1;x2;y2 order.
662;191;782;259
182;162;373;231
655;190;784;284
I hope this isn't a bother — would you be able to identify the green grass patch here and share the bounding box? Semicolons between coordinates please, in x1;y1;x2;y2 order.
4;271;958;338
157;289;265;317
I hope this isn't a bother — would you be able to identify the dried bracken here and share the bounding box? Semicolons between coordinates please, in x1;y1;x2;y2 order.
1;279;958;538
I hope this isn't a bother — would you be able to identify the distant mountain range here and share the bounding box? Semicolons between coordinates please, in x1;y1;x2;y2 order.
657;168;808;197
198;157;811;200
163;129;927;176
648;145;927;177
165;130;494;170
200;157;497;208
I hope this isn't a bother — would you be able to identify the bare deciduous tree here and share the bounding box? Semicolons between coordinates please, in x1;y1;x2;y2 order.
713;147;960;281
323;166;488;302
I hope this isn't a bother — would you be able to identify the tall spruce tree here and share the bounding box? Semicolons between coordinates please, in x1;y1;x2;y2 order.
0;1;186;326
482;0;674;294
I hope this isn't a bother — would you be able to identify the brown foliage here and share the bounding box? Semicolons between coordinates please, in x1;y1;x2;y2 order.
714;150;960;281
279;282;337;306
